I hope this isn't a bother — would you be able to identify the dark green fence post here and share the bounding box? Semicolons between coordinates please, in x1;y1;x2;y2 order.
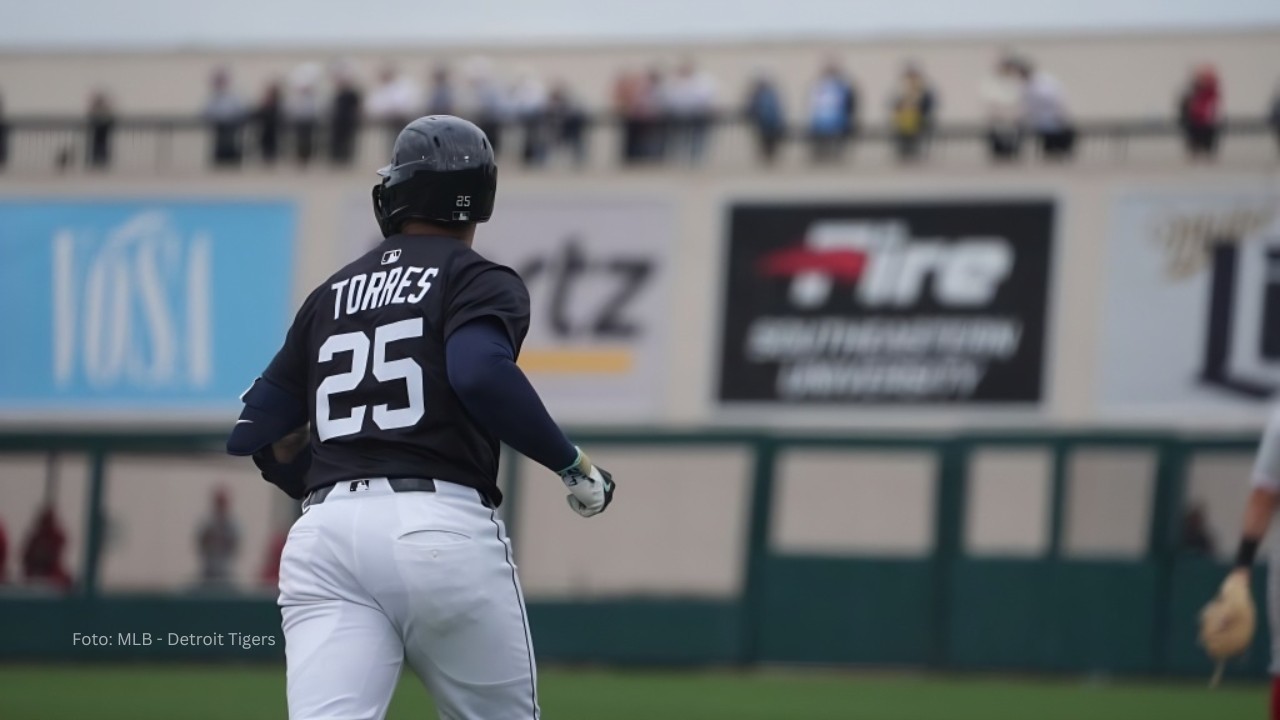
1043;441;1070;672
1148;438;1185;674
739;436;778;666
1047;442;1069;561
82;450;107;600
930;438;966;669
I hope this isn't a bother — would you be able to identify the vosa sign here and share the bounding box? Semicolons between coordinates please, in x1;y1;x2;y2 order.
0;200;295;416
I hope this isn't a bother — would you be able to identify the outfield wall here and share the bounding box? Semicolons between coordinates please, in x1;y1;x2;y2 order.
2;161;1280;592
0;429;1266;680
1;150;1279;676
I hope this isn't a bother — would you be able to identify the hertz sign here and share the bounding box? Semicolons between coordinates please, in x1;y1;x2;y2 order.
482;196;674;422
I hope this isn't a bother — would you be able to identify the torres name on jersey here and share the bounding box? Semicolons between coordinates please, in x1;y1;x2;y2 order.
329;262;440;320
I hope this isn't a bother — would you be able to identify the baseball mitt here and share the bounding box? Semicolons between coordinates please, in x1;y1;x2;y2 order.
1199;571;1256;663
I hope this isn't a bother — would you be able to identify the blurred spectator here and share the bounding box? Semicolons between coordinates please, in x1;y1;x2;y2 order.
615;68;668;164
638;68;669;161
1272;85;1280;153
890;63;936;162
466;57;508;156
254;82;284;164
367;63;421;149
329;63;363;166
86;91;114;170
203;67;246;168
56;145;75;172
0;516;8;583
981;55;1023;161
808;61;856;162
615;70;647;163
1010;57;1075;161
510;67;551;166
426;65;456;116
1178;65;1221;160
259;530;288;587
665;60;717;164
1181;503;1215;556
547;82;587;166
745;73;786;164
288;63;323;166
0;93;7;170
22;505;72;591
196;487;240;588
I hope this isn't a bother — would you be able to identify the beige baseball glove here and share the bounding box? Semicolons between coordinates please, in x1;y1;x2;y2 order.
1199;571;1256;684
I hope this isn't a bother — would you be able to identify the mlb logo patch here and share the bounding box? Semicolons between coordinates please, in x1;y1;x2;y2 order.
381;249;401;265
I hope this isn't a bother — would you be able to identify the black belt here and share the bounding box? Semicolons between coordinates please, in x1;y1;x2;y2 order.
303;477;437;509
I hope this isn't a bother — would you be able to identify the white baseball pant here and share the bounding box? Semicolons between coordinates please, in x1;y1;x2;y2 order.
278;478;539;720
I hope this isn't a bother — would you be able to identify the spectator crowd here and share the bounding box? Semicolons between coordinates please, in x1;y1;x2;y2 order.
0;52;1278;173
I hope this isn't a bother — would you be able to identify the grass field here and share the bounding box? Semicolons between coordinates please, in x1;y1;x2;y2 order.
0;665;1265;719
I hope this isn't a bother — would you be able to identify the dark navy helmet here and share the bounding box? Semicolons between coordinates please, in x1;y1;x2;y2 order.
371;115;498;237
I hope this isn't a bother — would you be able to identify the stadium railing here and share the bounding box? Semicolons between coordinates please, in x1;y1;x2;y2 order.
0;115;1275;175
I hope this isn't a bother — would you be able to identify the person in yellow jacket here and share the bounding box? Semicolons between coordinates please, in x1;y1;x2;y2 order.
890;64;936;162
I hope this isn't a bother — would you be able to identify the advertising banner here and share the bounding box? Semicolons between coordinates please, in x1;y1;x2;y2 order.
346;193;674;422
1099;191;1280;415
718;200;1054;404
0;200;295;417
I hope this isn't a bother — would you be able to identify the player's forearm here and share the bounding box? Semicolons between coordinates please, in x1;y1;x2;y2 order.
271;424;310;464
1233;488;1280;574
1241;488;1280;543
1236;407;1280;570
446;320;578;472
251;447;310;500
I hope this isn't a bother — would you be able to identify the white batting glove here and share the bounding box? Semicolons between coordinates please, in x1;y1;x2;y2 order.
557;447;616;518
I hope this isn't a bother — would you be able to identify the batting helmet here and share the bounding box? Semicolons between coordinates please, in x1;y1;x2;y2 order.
372;115;498;238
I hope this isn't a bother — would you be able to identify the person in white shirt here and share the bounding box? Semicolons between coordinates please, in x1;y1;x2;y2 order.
509;67;550;166
286;63;323;166
204;66;246;168
463;56;509;156
664;60;717;164
367;64;422;150
1009;57;1075;160
980;55;1024;161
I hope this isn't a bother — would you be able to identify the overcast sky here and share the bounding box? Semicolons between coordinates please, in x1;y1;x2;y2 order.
4;0;1280;49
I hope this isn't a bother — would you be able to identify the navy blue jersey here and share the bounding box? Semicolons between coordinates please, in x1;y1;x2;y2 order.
262;234;529;506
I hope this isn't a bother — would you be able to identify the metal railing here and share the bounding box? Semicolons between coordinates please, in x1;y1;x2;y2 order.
0;114;1275;176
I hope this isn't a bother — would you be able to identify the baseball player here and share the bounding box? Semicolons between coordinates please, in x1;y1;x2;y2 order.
225;115;616;720
1201;405;1280;705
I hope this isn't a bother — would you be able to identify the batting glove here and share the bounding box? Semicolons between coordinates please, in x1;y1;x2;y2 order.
557;447;616;518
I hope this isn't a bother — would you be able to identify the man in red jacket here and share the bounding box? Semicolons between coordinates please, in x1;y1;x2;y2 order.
1179;64;1221;160
22;505;72;591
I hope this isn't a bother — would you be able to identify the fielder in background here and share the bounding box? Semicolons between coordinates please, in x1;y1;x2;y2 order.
1201;406;1280;705
226;115;616;720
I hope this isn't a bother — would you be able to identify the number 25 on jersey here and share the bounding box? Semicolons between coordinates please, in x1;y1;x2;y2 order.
316;318;425;441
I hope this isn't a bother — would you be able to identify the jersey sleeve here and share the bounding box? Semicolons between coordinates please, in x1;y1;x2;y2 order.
1253;404;1280;491
260;291;318;399
444;264;531;354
